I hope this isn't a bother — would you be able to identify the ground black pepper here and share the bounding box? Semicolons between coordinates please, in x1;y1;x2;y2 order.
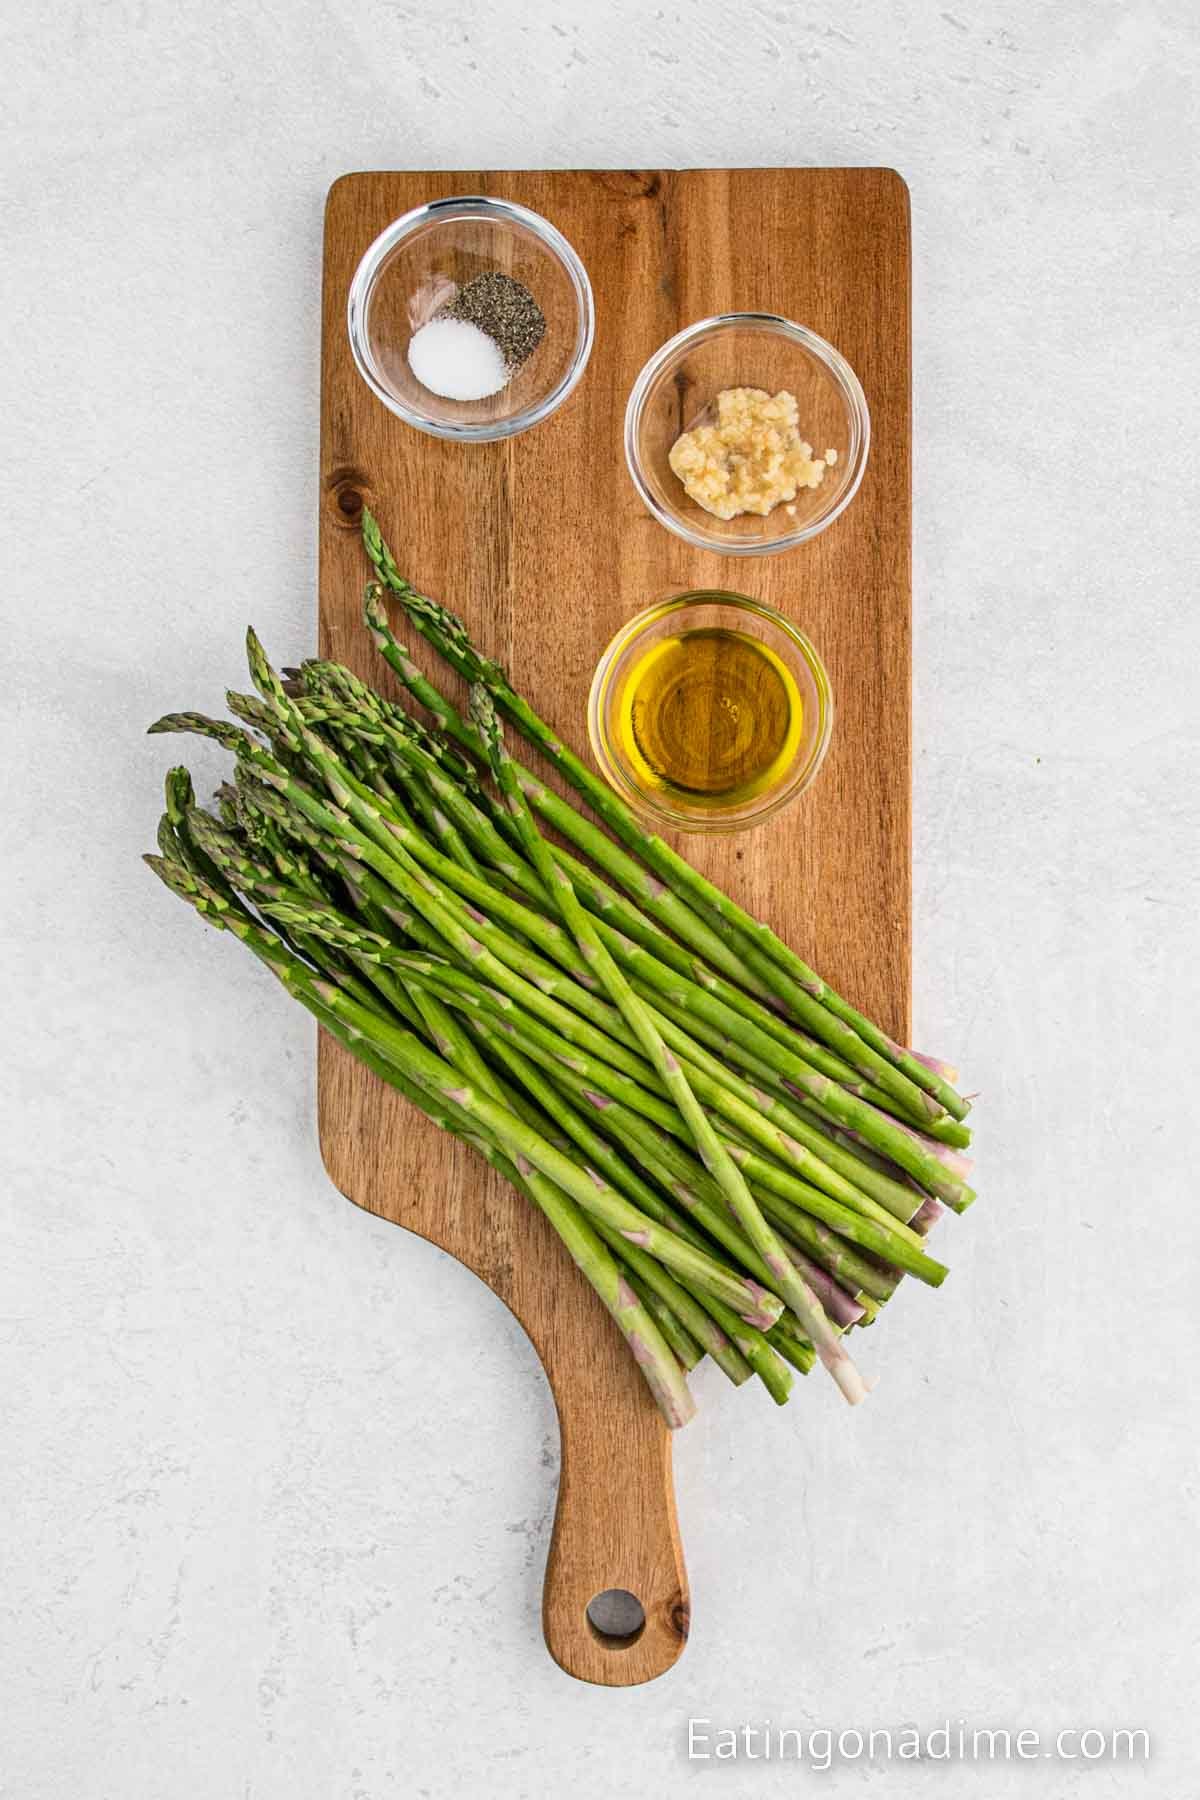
440;272;546;373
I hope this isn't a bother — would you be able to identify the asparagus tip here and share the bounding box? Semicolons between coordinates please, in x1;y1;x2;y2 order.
468;681;499;734
363;582;389;634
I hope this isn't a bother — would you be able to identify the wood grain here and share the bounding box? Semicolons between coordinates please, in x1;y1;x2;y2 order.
317;168;911;1685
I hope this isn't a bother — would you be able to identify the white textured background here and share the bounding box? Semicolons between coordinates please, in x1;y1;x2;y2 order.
4;2;1198;1795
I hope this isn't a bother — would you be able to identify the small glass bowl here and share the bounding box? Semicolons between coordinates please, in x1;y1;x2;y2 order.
624;314;870;555
588;590;834;834
347;196;594;442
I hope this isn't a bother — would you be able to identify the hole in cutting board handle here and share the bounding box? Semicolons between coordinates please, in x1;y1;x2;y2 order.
586;1589;646;1649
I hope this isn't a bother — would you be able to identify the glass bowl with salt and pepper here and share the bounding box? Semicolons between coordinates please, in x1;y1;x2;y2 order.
348;197;594;442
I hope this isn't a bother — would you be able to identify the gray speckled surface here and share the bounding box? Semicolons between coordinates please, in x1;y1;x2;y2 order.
4;2;1198;1794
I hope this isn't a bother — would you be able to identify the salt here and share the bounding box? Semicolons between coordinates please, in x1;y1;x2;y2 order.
407;317;509;401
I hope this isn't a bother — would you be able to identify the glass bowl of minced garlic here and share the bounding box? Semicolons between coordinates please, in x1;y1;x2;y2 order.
624;314;869;555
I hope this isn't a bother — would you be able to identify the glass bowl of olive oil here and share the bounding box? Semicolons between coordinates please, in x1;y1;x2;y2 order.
588;591;833;833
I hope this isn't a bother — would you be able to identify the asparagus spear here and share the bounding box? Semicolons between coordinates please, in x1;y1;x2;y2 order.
378;947;943;1285
362;583;785;997
376;749;975;1161
383;655;958;1143
145;609;974;1425
233;716;935;1252
285;872;827;1372
361;511;968;1124
204;660;969;1213
337;774;972;1200
460;1017;798;1404
151;704;655;1089
767;1328;818;1377
264;899;800;1324
306;738;973;1172
567;1064;940;1293
303;888;778;1392
244;889;816;1353
471;1137;701;1418
237;752;935;1245
461;1004;888;1303
392;963;736;1390
618;1268;704;1372
143;853;706;1428
314;802;967;1213
782;1248;866;1329
470;685;868;1407
464;1015;791;1398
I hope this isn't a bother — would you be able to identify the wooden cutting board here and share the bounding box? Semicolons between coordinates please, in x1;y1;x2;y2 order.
317;168;911;1686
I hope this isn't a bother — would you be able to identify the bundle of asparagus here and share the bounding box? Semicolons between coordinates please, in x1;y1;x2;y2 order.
144;510;973;1427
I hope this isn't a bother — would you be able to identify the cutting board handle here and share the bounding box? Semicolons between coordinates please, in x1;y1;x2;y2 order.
542;1391;689;1685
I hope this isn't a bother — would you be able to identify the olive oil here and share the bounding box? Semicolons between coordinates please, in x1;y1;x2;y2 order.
614;627;803;808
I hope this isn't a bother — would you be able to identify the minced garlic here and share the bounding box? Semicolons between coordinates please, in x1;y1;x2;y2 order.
668;387;830;521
